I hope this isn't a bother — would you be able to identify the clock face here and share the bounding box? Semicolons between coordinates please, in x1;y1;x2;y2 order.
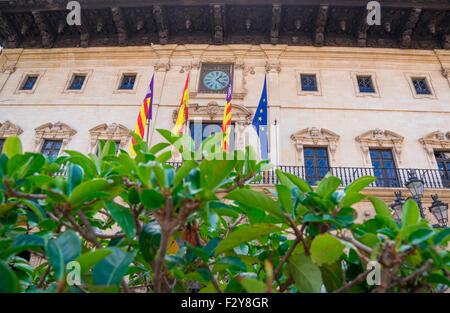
203;70;230;91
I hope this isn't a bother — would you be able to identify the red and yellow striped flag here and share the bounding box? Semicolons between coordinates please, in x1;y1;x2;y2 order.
130;74;154;156
221;80;232;151
173;73;189;135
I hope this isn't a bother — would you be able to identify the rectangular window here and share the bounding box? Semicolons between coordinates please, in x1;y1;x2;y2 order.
41;140;62;157
189;122;235;152
300;74;317;91
21;76;38;90
119;75;136;90
357;76;375;93
0;139;4;152
304;147;329;185
69;75;86;90
435;151;450;188
370;149;399;187
412;78;431;95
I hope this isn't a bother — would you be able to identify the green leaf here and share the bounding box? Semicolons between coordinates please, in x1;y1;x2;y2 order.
202;159;237;190
409;228;435;245
92;247;135;286
310;234;345;266
214;256;246;271
316;176;341;199
2;136;22;158
69;179;109;206
276;184;293;214
155;150;173;164
149;142;171;155
66;163;84;195
0;262;19;293
434;228;450;246
275;169;296;190
76;249;112;274
345;176;376;193
341;192;367;207
288;254;322;293
138;222;161;264
240;277;266;293
402;199;420;228
45;230;81;279
321;261;343;293
226;189;286;222
104;200;136;240
172;160;197;186
368;196;392;218
139;189;165;210
283;172;312;193
19;199;45;222
64;151;98;178
215;224;282;256
136;164;152;188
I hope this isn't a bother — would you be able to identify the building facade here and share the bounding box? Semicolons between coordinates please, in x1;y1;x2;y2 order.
0;0;449;226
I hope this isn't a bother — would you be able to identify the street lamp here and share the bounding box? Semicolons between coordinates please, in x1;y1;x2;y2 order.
390;191;405;223
405;170;425;218
429;194;449;228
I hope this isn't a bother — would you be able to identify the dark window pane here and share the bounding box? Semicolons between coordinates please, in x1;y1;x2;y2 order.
304;149;313;156
301;75;317;91
69;75;86;90
41;140;62;157
435;151;450;188
370;149;399;187
21;76;37;90
303;147;329;186
412;78;431;95
120;75;136;90
357;76;375;93
0;139;4;152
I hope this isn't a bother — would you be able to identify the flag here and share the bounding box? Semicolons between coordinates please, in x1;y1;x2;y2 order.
252;75;269;160
173;73;189;135
221;80;232;151
130;74;154;156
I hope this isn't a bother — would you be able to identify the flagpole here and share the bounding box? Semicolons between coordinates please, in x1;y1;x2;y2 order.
146;117;151;145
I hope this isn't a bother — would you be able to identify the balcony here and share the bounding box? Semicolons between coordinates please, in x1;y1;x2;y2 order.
167;163;450;189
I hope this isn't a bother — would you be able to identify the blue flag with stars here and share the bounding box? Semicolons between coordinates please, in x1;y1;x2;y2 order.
252;75;269;160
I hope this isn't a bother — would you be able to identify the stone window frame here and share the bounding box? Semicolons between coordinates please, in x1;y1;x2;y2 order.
355;129;404;168
0;121;24;141
33;122;77;156
419;130;450;168
88;123;132;154
14;70;45;94
350;71;381;98
295;70;322;96
290;127;340;166
113;70;142;94
404;72;437;99
62;69;93;94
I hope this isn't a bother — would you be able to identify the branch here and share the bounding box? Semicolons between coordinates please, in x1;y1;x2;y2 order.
334;233;373;255
226;214;245;236
333;267;372;293
399;259;433;284
4;180;47;200
274;236;300;279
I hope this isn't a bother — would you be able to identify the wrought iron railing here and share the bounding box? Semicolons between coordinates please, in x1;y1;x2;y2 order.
168;163;450;189
56;162;450;189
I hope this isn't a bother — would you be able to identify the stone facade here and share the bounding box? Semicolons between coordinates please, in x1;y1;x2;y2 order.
0;44;449;225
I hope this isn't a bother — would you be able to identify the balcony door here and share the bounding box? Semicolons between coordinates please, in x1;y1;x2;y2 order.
189;122;234;152
435;151;450;188
369;149;400;187
304;147;329;185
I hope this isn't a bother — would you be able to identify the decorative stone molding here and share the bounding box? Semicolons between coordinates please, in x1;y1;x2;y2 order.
0;120;23;138
33;122;77;153
154;61;170;72
355;129;404;166
419;130;450;166
62;69;93;94
290;127;340;164
265;60;281;73
89;123;131;153
350;71;381;98
403;72;437;99
296;70;322;96
14;70;45;94
172;101;253;125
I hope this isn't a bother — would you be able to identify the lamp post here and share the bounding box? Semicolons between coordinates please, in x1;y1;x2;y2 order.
389;170;449;228
405;170;425;218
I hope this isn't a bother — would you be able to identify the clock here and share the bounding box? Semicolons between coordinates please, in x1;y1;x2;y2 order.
203;70;230;91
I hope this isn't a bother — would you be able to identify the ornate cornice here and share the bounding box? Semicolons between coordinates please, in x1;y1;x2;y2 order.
419;130;450;165
89;123;131;152
0;120;23;137
356;128;404;165
291;127;340;163
0;2;448;50
33;121;77;152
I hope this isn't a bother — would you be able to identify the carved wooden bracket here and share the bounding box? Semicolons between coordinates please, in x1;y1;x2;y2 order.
290;127;340;164
0;12;21;48
32;11;55;48
210;4;225;45
111;7;128;46
153;5;169;44
419;130;450;166
314;5;328;47
33;122;77;152
89;123;131;153
355;129;404;166
271;4;282;44
0;120;23;138
401;8;422;48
